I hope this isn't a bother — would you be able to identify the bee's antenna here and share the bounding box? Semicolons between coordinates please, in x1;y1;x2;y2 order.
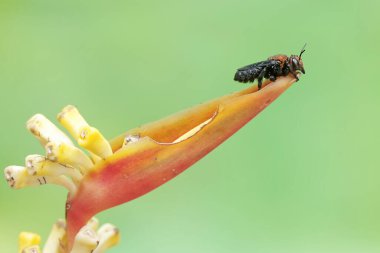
299;43;307;58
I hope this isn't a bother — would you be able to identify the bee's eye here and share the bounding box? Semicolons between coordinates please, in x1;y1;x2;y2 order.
292;58;298;66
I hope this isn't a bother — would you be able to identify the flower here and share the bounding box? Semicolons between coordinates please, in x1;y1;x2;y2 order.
17;218;119;253
4;75;299;251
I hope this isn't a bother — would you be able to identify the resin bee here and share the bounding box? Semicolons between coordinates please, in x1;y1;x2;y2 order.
234;44;306;89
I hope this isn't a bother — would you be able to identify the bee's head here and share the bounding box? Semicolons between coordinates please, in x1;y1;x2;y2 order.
288;44;306;75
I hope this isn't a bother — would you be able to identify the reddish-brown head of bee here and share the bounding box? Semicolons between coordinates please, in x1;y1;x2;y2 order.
288;45;306;75
288;55;305;74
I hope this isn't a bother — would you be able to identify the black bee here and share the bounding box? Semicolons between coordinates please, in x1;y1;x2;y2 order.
234;45;306;89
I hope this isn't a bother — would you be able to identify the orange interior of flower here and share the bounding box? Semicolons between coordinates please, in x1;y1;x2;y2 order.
110;80;271;151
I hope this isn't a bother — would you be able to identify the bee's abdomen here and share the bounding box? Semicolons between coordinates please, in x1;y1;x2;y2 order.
234;68;261;83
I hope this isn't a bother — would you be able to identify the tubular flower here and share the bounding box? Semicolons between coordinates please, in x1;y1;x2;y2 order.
3;75;300;251
18;218;119;253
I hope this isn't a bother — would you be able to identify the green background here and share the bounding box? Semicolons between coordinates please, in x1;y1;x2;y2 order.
1;0;379;252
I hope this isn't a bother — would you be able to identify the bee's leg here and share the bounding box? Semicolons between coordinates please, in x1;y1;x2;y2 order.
282;67;290;76
291;71;299;81
257;76;263;90
257;67;267;90
268;68;277;81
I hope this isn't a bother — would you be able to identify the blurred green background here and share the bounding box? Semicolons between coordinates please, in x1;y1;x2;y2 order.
1;0;380;252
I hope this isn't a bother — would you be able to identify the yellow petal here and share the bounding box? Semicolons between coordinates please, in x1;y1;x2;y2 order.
19;232;41;253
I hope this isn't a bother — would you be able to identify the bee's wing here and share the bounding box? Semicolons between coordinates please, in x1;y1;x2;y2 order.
237;60;270;71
